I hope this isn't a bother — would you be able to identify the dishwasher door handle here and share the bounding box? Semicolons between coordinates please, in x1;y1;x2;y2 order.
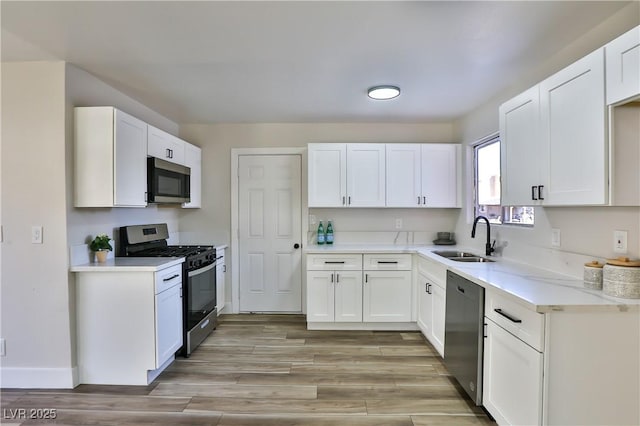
494;308;522;323
457;286;465;293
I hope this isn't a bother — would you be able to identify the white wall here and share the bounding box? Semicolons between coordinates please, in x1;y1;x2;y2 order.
0;62;184;388
178;122;458;245
1;62;73;387
453;3;640;278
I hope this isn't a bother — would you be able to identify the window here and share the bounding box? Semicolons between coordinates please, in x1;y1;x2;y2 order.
474;136;534;226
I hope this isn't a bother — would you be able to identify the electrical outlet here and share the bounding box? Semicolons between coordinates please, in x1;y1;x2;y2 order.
31;226;43;244
551;229;561;247
614;230;628;253
395;218;403;229
0;338;5;357
309;215;316;226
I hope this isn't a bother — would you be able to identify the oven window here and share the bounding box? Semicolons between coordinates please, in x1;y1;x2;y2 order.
187;265;216;328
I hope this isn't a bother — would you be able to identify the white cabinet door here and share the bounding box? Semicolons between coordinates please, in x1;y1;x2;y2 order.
113;109;148;207
215;247;225;314
386;144;422;207
430;282;446;357
346;144;386;207
155;284;183;367
540;48;607;205
499;85;543;206
148;125;185;165
483;319;543;426
606;26;640;105
308;143;347;207
75;107;147;208
306;271;335;322
334;271;363;322
182;143;202;208
363;270;412;322
417;272;433;338
421;144;460;207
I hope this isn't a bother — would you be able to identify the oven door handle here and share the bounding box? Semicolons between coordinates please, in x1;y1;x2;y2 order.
187;262;216;277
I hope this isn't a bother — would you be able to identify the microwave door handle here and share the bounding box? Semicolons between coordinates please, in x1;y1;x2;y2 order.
187;262;216;277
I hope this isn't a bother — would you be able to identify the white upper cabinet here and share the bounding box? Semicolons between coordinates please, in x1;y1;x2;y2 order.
308;143;347;207
421;144;460;207
540;48;607;205
308;143;385;207
182;143;202;209
500;86;544;206
500;48;607;206
148;125;185;165
386;144;460;208
386;144;421;207
606;25;640;105
75;107;148;207
346;144;386;207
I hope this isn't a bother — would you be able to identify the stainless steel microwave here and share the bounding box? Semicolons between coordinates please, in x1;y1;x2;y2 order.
147;157;190;204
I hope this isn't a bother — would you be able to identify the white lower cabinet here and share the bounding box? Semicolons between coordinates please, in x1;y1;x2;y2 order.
215;247;226;315
483;318;543;426
306;253;413;326
155;282;183;365
416;255;446;356
363;270;412;322
75;262;184;385
307;270;363;322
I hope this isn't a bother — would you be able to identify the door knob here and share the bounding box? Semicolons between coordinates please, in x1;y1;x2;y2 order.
293;243;300;249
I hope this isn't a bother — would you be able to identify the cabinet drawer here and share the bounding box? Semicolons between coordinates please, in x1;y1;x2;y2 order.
363;254;412;270
155;264;183;294
307;254;362;271
417;255;447;286
485;290;545;352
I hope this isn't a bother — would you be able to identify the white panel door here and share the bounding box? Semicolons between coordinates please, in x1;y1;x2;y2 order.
606;25;640;105
386;144;421;207
346;144;386;207
483;319;543;426
334;271;363;322
239;155;302;312
362;270;412;322
308;143;347;207
540;48;607;205
113;109;147;207
421;144;459;207
499;85;542;206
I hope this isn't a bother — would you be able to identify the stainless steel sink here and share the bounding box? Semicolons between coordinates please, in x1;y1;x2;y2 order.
432;250;495;263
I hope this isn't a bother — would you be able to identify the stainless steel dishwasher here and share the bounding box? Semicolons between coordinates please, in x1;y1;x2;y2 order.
444;270;485;405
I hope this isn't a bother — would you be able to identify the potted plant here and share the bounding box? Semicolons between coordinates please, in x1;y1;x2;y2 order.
90;233;112;263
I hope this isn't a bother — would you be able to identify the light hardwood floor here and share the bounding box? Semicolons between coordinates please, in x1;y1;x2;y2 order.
1;314;496;425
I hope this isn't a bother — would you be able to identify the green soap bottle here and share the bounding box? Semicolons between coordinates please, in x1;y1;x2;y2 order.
317;221;325;245
326;221;334;244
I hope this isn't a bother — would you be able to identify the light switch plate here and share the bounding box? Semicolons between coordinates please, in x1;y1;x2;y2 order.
551;229;561;247
31;226;43;244
614;230;628;253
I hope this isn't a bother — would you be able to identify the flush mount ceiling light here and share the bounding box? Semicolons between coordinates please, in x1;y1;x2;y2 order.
367;85;400;100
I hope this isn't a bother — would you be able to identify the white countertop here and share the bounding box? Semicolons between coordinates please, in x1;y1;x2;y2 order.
305;244;640;313
70;257;185;272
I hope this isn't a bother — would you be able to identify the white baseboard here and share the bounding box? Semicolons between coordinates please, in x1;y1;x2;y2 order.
306;322;419;331
1;366;78;389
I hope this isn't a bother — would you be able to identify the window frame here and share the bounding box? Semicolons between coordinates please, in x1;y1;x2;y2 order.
473;135;534;228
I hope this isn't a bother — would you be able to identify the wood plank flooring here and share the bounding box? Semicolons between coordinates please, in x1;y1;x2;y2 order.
1;314;495;425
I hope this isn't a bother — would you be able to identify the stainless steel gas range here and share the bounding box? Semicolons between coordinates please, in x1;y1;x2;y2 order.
118;223;217;356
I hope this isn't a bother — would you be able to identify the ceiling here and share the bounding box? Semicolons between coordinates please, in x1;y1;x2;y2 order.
1;1;632;124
